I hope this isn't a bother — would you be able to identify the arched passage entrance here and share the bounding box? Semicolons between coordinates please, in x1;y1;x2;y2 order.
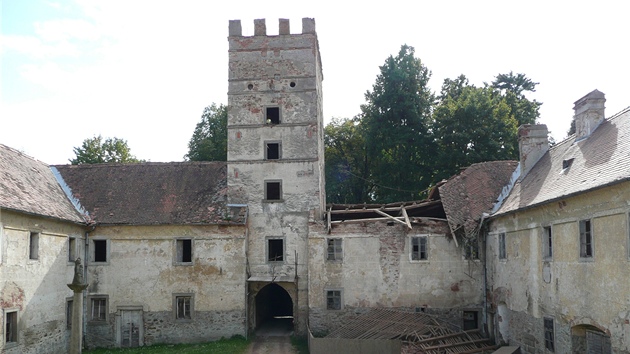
571;324;611;353
254;283;294;333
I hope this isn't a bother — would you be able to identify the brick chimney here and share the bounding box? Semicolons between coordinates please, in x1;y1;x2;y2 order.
518;124;549;180
574;89;605;140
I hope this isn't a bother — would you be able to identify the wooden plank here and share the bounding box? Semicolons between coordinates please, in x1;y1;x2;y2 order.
401;207;412;229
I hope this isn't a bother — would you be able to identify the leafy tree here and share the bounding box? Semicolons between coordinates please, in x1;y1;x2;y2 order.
185;103;227;161
491;71;541;126
70;135;142;164
325;117;371;204
360;45;435;203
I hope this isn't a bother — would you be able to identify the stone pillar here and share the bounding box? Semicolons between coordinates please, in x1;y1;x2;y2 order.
68;258;88;354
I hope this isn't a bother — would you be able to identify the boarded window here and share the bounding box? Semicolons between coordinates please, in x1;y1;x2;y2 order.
29;232;39;260
579;219;593;258
5;310;18;344
268;239;284;262
499;233;507;259
266;142;280;160
543;226;553;259
326;290;342;310
175;296;192;320
91;298;107;321
411;236;428;261
544;317;555;352
68;237;76;262
176;239;192;263
327;238;342;261
265;181;282;201
266;107;280;124
93;240;107;262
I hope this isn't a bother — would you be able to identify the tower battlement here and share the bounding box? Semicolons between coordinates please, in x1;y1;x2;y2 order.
229;18;316;37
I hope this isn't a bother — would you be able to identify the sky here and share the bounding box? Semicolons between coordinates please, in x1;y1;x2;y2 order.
2;0;628;165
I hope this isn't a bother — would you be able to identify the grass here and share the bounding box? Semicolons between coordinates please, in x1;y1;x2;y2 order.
290;335;309;354
84;336;250;354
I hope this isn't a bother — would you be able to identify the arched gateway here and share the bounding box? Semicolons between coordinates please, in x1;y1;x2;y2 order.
254;283;294;332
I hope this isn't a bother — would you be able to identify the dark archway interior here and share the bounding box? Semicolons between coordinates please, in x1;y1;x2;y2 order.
255;283;293;330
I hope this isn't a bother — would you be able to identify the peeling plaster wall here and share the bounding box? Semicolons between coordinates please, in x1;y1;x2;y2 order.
308;220;484;334
84;224;247;347
487;180;630;353
0;209;85;354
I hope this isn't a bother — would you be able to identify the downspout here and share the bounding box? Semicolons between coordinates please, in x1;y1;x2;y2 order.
478;212;490;337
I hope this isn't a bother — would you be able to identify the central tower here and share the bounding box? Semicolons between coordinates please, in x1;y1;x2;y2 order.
226;18;325;334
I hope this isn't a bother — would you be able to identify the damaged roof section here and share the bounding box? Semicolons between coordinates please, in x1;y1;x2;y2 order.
54;162;246;225
439;161;518;239
0;144;85;223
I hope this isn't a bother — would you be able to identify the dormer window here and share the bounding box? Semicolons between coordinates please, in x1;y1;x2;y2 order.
266;107;280;124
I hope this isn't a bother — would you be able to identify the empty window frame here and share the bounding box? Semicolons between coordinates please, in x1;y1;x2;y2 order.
544;317;555;352
174;294;193;320
267;238;284;262
327;238;342;261
326;290;342;310
5;310;18;345
543;226;553;259
90;297;108;322
498;233;507;260
411;236;428;261
463;310;479;330
68;237;77;262
67;299;73;329
265;180;282;201
265;107;280;124
175;239;193;264
93;239;107;263
465;239;479;260
265;141;281;160
579;219;593;258
29;232;39;260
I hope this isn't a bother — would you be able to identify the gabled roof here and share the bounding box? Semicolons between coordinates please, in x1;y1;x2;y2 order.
0;144;85;223
495;106;630;216
54;162;244;225
439;161;518;237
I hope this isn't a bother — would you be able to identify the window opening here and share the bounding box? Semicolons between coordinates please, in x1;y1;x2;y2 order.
327;239;342;261
68;237;76;262
463;311;479;330
543;226;553;259
268;239;284;262
5;311;18;344
499;233;507;259
266;142;280;160
562;158;574;169
91;298;107;321
176;239;192;263
29;232;39;260
465;239;479;260
266;107;280;124
176;296;192;320
265;181;282;201
544;317;555;352
411;236;428;260
326;290;341;310
94;240;107;262
67;300;73;329
579;219;593;258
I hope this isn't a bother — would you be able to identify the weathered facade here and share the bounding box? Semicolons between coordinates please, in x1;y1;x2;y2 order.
486;91;630;353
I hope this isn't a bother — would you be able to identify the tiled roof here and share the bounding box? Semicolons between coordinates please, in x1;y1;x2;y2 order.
54;162;245;225
495;107;630;215
439;161;518;237
0;144;85;223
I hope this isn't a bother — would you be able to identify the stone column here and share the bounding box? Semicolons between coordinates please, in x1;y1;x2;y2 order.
68;258;88;354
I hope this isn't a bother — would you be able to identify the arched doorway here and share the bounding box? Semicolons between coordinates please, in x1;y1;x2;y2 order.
572;324;611;353
254;283;294;334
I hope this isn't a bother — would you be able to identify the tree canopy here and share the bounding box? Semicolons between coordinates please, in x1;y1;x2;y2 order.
70;135;142;164
185;103;228;161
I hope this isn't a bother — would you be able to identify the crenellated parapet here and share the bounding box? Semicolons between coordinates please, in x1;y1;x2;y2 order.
228;18;316;37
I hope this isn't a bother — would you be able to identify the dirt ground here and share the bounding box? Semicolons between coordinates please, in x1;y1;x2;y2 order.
247;336;297;354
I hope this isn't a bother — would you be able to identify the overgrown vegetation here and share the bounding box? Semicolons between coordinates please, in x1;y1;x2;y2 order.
84;336;249;354
291;335;309;354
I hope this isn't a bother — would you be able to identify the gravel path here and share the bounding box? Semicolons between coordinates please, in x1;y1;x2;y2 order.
247;336;297;354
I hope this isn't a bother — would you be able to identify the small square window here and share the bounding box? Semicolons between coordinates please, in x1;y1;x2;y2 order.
265;181;282;201
463;310;479;330
498;233;507;260
174;295;193;320
67;299;73;329
68;237;77;262
411;236;428;261
268;238;284;262
29;232;39;260
266;142;280;160
327;239;342;261
5;310;18;344
579;219;593;258
93;239;107;263
544;317;555;352
90;297;108;322
176;239;193;264
326;290;342;310
266;107;280;124
543;226;553;259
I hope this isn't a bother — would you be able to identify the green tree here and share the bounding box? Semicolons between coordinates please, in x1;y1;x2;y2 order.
325;117;372;204
185;103;228;161
360;45;435;203
491;71;541;126
70;135;142;164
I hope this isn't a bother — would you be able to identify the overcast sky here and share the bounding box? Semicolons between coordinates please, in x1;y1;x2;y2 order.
2;0;628;164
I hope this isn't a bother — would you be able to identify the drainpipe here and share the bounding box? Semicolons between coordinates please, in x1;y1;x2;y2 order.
478;212;490;337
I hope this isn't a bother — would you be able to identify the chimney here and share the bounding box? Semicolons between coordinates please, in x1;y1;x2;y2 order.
518;124;549;180
573;89;605;140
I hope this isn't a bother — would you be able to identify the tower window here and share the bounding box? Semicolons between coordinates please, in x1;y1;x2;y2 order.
265;180;282;201
266;107;280;124
266;142;280;160
267;238;284;262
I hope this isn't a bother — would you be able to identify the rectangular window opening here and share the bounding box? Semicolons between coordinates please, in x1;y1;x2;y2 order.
268;239;284;262
579;219;593;258
68;237;77;262
499;233;507;260
265;181;282;201
266;107;280;124
465;239;479;260
266;142;280;160
326;290;341;310
67;300;73;329
90;298;107;322
176;239;192;263
29;232;39;260
93;240;107;262
411;236;428;261
327;238;342;261
176;296;192;320
544;317;555;352
463;311;479;330
5;311;18;344
543;226;553;259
